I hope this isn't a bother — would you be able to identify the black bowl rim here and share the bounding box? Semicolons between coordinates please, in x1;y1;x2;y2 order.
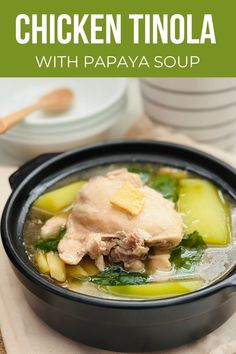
1;140;236;309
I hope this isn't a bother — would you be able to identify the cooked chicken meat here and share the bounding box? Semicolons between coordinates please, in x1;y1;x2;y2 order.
41;215;67;239
148;251;172;272
54;169;183;271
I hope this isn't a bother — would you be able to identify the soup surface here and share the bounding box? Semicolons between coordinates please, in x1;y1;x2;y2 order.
24;164;236;300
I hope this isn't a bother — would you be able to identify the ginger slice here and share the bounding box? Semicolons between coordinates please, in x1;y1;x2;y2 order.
110;182;145;216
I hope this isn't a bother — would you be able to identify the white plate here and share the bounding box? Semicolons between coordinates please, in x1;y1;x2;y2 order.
142;78;236;94
7;95;127;138
2;105;126;144
144;100;236;127
140;81;236;110
0;130;110;163
0;78;128;125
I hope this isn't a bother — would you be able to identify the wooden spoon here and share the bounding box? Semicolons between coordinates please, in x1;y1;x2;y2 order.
0;88;74;134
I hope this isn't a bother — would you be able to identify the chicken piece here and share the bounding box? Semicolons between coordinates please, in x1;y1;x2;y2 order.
58;217;105;265
41;215;67;239
124;259;145;272
107;169;142;188
95;255;105;271
58;169;183;269
104;231;149;271
71;172;183;245
148;251;171;272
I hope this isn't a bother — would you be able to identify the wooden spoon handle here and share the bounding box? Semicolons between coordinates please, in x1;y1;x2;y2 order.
0;103;40;134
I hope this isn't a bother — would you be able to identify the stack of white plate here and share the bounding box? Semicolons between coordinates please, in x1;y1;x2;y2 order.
140;78;236;150
0;78;127;162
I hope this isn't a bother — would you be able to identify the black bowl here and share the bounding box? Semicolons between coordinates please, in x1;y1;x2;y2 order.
1;141;236;352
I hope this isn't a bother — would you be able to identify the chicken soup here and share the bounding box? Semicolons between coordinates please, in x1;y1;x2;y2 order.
24;164;236;300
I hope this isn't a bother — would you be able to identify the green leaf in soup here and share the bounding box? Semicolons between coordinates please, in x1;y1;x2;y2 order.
127;166;151;184
89;265;149;286
170;231;207;271
180;231;207;249
34;228;66;252
149;175;179;202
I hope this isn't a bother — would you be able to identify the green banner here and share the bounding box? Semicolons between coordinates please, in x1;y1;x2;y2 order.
0;0;235;77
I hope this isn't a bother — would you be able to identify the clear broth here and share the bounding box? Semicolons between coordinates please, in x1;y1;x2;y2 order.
23;164;236;299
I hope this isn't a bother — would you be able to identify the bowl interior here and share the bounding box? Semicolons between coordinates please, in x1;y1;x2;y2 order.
0;78;128;126
2;141;236;305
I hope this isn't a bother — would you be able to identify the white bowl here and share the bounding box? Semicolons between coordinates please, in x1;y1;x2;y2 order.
7;95;127;139
144;99;236;127
2;102;126;144
0;130;110;163
206;133;236;150
173;118;236;141
0;77;128;163
140;80;236;110
155;121;236;151
166;123;236;144
142;78;236;93
0;105;126;163
0;78;128;126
